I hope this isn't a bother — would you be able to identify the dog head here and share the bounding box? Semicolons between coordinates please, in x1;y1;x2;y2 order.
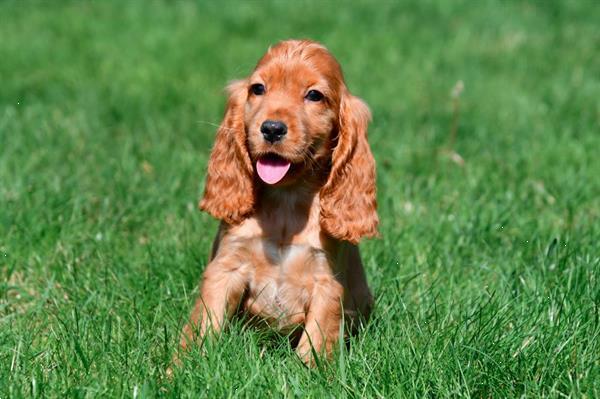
200;40;378;243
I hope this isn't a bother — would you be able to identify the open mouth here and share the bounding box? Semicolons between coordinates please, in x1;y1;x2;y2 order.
256;153;291;185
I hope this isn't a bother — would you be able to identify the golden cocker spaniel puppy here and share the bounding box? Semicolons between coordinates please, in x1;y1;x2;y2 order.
180;39;378;365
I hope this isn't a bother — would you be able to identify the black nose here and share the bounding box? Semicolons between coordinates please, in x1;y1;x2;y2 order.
260;120;287;143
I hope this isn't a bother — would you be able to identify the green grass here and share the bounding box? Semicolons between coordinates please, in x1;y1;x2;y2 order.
1;0;599;397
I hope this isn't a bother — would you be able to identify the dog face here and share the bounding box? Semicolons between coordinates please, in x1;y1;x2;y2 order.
243;42;344;185
200;40;378;243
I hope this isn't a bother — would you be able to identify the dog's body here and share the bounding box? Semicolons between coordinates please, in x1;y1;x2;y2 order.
179;40;378;364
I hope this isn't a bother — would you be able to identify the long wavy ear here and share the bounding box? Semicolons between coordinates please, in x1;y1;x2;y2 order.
320;91;379;244
199;80;254;224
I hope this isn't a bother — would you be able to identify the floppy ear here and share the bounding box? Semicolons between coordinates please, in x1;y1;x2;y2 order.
320;91;379;244
199;80;255;224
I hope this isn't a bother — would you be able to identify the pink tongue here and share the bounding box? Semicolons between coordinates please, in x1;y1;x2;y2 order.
256;157;291;184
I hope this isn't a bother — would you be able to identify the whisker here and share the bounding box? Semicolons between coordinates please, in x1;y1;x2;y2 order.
299;147;320;172
196;120;222;128
196;120;243;135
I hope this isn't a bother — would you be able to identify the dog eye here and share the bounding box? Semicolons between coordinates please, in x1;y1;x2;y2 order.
250;83;265;95
305;90;324;102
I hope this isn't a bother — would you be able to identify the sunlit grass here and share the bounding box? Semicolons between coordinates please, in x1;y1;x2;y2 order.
1;1;599;397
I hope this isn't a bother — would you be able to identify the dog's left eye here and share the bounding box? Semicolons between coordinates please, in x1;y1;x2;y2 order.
305;90;324;102
250;83;266;95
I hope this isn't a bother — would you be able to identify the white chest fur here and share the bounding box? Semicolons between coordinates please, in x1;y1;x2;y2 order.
241;239;330;330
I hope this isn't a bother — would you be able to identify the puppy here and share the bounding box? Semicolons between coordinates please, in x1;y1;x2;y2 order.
179;39;378;365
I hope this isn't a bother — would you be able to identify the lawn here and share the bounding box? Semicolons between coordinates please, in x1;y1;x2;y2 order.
1;1;599;397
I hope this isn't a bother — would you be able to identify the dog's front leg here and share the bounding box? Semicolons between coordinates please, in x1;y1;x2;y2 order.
179;256;249;351
296;274;344;365
167;243;251;377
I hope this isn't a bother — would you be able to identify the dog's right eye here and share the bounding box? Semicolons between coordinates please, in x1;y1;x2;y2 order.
250;83;265;95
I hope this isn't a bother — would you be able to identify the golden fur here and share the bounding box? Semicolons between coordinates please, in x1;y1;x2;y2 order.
179;39;378;365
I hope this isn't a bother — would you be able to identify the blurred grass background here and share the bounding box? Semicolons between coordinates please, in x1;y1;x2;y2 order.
1;1;599;397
